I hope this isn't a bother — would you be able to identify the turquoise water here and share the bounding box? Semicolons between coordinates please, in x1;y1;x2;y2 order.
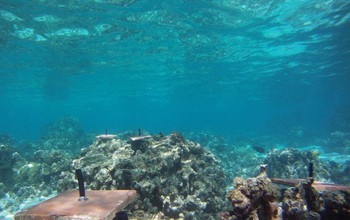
1;0;349;140
1;1;350;219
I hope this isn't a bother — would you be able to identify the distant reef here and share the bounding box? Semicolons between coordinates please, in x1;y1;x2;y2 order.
37;116;94;155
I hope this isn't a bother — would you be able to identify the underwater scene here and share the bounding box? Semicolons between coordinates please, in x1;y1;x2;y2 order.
1;0;350;219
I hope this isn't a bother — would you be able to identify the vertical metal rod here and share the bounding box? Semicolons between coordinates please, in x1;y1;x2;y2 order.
308;162;314;184
308;162;314;178
75;169;88;201
138;128;141;136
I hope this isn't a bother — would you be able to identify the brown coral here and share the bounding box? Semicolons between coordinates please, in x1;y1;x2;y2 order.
224;168;280;220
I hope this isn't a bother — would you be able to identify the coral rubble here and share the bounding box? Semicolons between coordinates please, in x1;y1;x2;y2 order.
59;132;227;219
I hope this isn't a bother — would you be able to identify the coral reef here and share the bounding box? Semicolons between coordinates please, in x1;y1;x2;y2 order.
0;148;72;212
37;116;93;154
222;166;280;220
1;126;350;219
59;132;227;219
0;137;73;216
320;190;350;219
263;147;350;186
282;179;321;220
0;133;15;147
14;149;72;190
187;131;350;187
0;145;26;192
325;160;350;185
282;180;350;220
186;132;263;184
0;117;94;218
223;170;350;220
264;148;322;179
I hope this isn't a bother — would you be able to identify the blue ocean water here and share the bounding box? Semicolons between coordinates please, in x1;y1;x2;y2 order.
0;0;350;140
1;1;350;219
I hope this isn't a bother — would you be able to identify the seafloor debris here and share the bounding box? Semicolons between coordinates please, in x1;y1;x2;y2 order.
59;132;228;219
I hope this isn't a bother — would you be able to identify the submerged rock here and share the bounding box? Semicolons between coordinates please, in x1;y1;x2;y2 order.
59;132;227;219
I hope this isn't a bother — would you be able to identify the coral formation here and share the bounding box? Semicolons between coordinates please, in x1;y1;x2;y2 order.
1;125;350;219
263;147;350;186
59;132;227;219
223;170;350;220
14;149;72;189
264;148;321;179
326;160;350;185
222;165;280;220
282;179;350;219
0;142;57;215
0;117;87;197
0;148;73;216
37;116;92;154
186;132;263;184
320;190;350;219
282;179;321;220
0;145;26;193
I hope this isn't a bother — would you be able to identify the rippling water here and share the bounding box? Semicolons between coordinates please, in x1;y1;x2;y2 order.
0;0;350;139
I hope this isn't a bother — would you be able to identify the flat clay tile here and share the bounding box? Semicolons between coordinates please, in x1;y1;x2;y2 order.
15;190;137;220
